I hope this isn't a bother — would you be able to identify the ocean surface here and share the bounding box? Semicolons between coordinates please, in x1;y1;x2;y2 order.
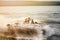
45;13;60;40
0;6;60;40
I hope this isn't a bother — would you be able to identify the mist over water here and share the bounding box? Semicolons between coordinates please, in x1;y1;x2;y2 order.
0;13;60;40
0;6;60;40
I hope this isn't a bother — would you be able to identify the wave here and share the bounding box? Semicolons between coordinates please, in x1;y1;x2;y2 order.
45;20;60;24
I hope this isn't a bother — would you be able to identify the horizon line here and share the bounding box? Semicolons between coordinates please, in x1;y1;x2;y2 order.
0;1;60;6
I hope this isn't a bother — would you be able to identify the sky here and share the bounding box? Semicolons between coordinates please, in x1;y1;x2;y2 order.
0;0;60;1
